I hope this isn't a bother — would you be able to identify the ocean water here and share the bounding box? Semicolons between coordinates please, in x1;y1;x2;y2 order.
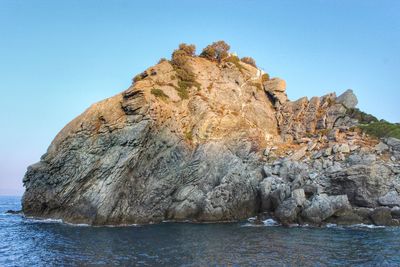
1;196;400;267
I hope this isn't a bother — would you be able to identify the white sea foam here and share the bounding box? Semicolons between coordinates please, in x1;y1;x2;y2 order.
24;216;389;229
65;222;90;227
263;219;280;226
348;224;386;229
26;218;64;224
242;219;391;230
25;217;142;227
102;223;141;228
242;218;281;227
323;223;386;230
326;223;338;228
247;217;257;223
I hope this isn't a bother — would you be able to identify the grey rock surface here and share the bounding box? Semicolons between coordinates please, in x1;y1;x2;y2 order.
292;189;306;207
275;198;299;225
327;164;392;207
336;89;358;109
301;194;351;223
370;207;398;226
378;191;400;207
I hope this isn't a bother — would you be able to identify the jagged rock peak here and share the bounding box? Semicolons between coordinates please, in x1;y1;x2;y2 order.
336;89;358;109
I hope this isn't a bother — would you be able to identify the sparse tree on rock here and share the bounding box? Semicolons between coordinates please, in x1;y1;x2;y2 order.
200;40;231;62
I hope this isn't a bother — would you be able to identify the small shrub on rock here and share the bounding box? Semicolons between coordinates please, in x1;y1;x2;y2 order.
175;68;195;82
171;43;196;66
261;73;270;82
241;57;257;67
178;43;196;57
172;49;189;66
169;43;202;99
224;55;244;72
184;130;193;141
158;58;167;64
151;88;169;100
132;71;148;83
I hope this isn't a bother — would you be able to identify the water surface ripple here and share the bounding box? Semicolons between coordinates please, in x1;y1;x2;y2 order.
1;196;399;266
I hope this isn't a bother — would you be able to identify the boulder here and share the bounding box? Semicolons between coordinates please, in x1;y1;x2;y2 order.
385;137;400;152
301;194;351;223
327;164;392;207
263;78;288;105
378;191;400;207
375;142;389;154
326;210;364;225
347;153;376;165
370;207;397;226
290;146;308;161
269;184;291;210
291;188;306;206
337;144;350;154
324;147;333;157
263;148;271;157
353;207;374;224
277;160;308;182
336;89;358;109
275;198;299;225
262;165;273;177
391;207;400;219
329;195;352;211
303;183;321;198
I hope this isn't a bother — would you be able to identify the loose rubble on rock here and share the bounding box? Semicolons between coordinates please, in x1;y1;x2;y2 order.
22;43;400;226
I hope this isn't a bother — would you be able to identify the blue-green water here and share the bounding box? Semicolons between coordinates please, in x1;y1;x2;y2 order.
1;196;400;266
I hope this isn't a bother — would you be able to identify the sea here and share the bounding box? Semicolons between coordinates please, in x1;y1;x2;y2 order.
1;195;400;266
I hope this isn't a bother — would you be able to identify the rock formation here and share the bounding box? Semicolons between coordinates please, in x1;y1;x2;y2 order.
22;43;400;226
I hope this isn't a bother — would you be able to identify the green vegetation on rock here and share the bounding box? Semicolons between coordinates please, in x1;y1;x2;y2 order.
224;55;244;72
170;43;201;99
346;108;400;139
184;130;193;141
151;88;169;101
347;108;378;124
359;121;400;139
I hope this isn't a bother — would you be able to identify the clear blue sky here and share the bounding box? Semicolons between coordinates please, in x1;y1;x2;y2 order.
0;0;399;195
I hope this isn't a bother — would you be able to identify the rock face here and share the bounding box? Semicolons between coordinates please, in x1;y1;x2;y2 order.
22;51;400;226
23;58;277;225
263;78;288;106
336;89;358;109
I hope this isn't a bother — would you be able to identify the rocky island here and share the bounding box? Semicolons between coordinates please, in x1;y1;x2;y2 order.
22;42;400;226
